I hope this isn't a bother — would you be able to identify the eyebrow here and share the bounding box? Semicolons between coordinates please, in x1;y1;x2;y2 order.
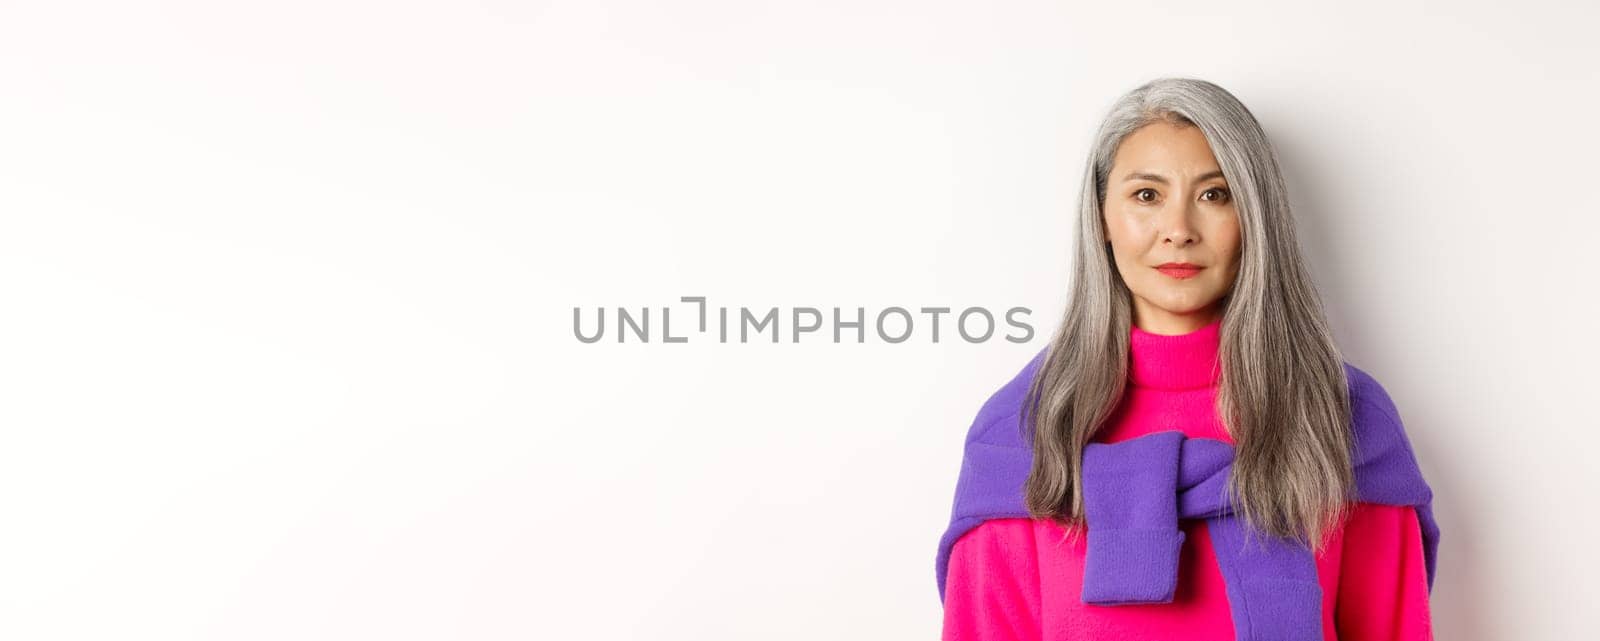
1121;170;1227;184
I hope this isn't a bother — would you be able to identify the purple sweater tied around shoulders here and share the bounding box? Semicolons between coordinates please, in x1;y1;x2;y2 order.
935;348;1440;641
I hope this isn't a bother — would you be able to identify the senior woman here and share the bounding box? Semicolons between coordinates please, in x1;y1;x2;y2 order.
936;78;1438;641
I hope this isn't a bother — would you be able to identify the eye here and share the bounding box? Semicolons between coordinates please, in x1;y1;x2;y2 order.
1133;188;1158;203
1201;187;1231;202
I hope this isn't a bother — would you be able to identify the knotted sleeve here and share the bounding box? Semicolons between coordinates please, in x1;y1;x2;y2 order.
1080;430;1187;605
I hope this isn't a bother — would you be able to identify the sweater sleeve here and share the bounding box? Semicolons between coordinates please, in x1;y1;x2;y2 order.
1334;502;1435;640
941;518;1043;641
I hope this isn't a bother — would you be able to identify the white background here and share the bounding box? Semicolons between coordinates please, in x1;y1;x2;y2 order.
3;1;1597;639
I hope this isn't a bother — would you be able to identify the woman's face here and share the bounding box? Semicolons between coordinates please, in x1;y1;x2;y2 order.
1101;121;1242;335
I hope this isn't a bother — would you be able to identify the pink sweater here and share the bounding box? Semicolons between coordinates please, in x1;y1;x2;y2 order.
941;318;1434;640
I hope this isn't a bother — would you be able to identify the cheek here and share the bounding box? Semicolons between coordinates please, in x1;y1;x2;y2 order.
1103;208;1147;246
1203;214;1242;257
1221;227;1243;266
1104;222;1142;264
1212;229;1243;284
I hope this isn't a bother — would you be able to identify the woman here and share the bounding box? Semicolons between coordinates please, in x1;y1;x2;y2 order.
935;78;1439;641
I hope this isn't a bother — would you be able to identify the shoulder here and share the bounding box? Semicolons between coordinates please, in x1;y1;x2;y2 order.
1342;361;1404;424
964;347;1050;449
1340;361;1416;452
1339;362;1433;504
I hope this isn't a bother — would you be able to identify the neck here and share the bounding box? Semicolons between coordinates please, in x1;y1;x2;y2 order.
1128;316;1222;390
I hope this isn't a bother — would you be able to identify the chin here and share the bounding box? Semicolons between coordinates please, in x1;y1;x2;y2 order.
1154;296;1218;315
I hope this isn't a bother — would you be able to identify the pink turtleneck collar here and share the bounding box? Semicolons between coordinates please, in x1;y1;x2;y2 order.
1128;316;1222;390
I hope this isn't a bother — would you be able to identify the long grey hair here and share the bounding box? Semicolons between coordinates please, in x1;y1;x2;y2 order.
1020;77;1355;548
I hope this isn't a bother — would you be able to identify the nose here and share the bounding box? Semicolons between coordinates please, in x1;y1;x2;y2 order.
1161;199;1199;247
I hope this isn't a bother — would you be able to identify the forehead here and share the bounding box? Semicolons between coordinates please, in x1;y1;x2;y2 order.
1111;122;1223;174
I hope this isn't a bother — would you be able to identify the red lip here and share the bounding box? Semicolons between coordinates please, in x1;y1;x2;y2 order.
1155;262;1203;279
